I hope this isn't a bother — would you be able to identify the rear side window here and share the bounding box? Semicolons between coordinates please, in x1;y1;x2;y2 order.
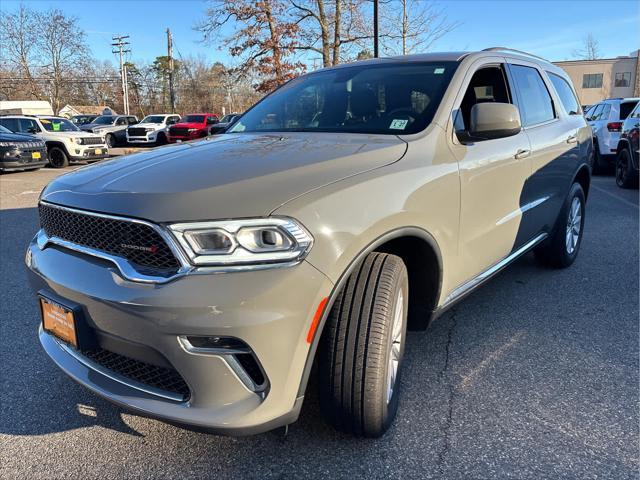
19;118;40;133
510;65;555;126
547;73;581;115
587;103;603;121
0;118;20;132
598;104;611;120
620;101;639;120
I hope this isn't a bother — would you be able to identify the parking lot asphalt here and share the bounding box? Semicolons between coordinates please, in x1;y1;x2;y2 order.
0;166;638;479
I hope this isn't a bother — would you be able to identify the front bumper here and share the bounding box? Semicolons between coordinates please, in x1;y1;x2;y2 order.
0;150;48;171
26;233;333;434
68;145;109;161
127;133;159;144
168;132;202;143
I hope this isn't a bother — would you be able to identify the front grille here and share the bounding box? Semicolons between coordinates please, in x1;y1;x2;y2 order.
128;128;148;137
39;203;181;274
81;347;190;399
81;137;104;145
170;127;189;136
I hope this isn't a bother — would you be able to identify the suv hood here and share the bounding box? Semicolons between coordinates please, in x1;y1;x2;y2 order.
0;131;42;143
131;122;165;130
42;132;407;222
46;130;102;139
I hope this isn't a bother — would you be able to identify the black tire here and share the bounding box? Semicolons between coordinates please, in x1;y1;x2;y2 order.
156;133;167;146
615;148;638;189
47;146;69;168
319;252;409;437
534;182;585;268
591;139;607;175
105;133;116;148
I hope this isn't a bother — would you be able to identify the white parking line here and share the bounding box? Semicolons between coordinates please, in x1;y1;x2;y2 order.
591;185;639;209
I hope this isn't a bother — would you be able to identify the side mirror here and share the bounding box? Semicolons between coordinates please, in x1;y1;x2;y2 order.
468;102;521;141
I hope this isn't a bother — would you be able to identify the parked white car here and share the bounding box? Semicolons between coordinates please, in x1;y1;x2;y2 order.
586;97;640;173
0;115;108;168
126;114;180;145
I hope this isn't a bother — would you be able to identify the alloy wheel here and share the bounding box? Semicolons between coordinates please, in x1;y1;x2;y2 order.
386;289;404;404
565;197;582;255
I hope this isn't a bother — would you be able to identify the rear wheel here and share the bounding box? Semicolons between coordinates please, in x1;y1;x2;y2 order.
616;148;638;189
319;252;408;437
534;182;585;268
47;146;69;168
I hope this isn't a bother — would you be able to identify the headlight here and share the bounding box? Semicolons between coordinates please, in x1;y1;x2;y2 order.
145;128;154;132
188;128;198;132
168;218;313;267
74;138;84;145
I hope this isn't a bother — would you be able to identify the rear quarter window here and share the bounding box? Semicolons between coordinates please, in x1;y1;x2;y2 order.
547;72;581;115
620;101;639;120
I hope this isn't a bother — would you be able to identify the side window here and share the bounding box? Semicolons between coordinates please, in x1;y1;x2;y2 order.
19;118;40;133
455;65;513;136
588;103;603;121
0;118;20;132
116;117;127;126
128;117;138;125
599;104;611;120
510;65;555;126
620;101;639;120
547;72;581;115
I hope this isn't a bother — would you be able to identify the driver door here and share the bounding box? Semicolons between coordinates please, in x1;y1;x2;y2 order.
448;60;532;285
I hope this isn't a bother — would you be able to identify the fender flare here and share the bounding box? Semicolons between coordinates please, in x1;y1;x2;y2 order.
296;226;443;397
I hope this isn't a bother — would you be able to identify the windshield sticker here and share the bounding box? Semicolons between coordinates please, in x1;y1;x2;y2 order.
389;119;409;130
434;67;445;74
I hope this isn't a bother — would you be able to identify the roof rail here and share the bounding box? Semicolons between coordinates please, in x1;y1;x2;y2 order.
482;47;549;62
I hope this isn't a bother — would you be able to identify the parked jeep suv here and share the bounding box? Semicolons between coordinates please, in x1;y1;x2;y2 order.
0;124;48;172
615;101;640;188
27;49;591;437
0;115;108;168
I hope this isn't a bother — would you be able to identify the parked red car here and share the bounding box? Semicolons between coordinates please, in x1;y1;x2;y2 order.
167;113;219;143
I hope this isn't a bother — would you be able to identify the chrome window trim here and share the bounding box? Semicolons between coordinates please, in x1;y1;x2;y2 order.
51;333;187;402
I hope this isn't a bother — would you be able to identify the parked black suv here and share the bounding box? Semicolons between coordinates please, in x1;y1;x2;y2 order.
0;124;48;173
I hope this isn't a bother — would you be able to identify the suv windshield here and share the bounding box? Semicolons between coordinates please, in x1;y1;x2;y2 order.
93;116;116;125
40;117;79;132
230;62;458;135
141;116;166;124
182;115;205;123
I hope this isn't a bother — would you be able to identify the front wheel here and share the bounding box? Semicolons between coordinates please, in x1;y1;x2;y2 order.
616;148;638;189
534;182;585;268
319;252;408;437
47;147;69;168
105;133;116;148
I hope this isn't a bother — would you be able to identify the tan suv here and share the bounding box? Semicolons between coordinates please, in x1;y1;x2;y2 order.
27;48;591;438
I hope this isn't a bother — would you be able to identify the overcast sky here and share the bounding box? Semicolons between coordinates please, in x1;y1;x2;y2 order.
2;0;639;67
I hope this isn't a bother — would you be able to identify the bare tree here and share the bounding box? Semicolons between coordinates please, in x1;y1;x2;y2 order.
572;33;601;60
291;0;371;67
37;9;90;112
0;4;41;98
196;0;305;93
380;0;459;56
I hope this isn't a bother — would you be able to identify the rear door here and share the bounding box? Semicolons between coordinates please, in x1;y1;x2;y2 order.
507;61;582;243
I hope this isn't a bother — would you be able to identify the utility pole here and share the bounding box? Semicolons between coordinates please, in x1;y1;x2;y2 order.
112;35;131;114
167;28;176;113
373;0;379;58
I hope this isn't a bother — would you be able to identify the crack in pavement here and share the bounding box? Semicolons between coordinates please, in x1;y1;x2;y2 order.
435;310;457;477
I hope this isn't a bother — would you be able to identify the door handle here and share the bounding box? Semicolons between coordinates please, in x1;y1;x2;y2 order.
514;149;530;159
566;134;578;144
